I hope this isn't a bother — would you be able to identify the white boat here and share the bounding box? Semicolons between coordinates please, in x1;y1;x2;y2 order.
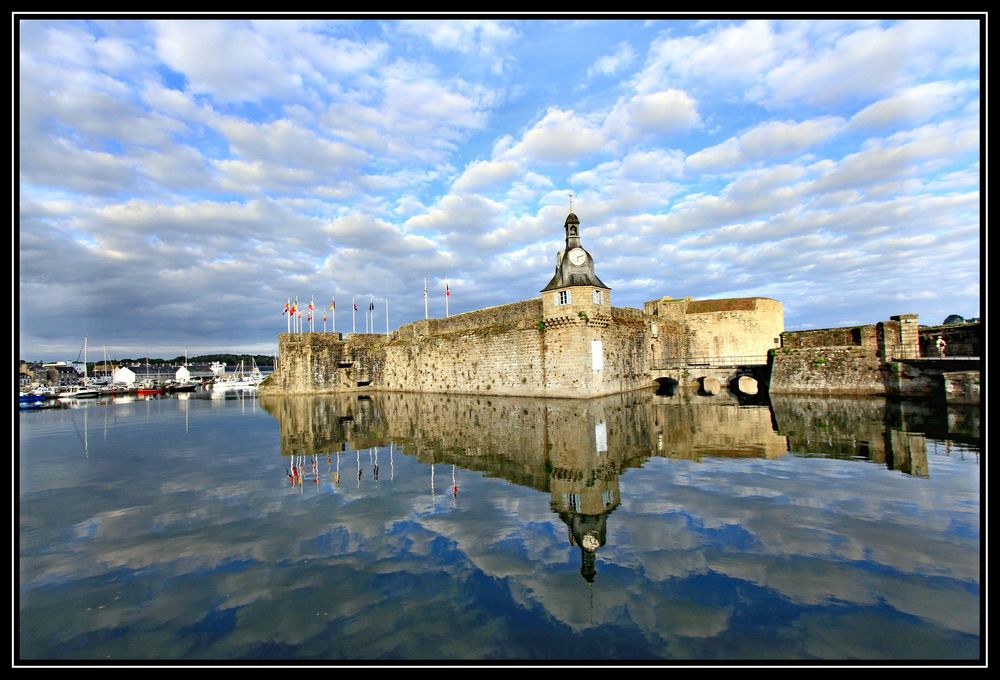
211;359;264;395
58;385;101;400
58;337;101;400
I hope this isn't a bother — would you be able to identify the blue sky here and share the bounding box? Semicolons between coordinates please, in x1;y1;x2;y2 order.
17;17;982;360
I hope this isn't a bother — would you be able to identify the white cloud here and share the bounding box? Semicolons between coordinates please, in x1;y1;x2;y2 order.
587;42;636;79
634;20;780;95
395;20;519;75
765;20;980;107
20;137;135;195
325;214;436;255
404;193;506;236
325;66;495;163
633;19;979;109
452;160;521;193
849;80;979;130
154;21;301;103
500;108;608;164
604;90;702;142
687;116;844;172
810;118;979;194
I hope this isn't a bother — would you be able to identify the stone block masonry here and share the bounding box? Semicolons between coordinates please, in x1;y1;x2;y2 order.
263;298;654;398
769;346;891;394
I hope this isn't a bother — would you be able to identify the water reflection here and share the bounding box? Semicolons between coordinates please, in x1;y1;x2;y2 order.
261;390;978;587
20;390;980;661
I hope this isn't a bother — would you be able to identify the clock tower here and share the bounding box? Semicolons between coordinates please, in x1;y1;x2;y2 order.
541;212;611;306
539;212;614;394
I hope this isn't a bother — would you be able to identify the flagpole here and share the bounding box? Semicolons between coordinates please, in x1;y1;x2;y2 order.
445;279;450;318
385;297;389;338
424;278;428;320
352;297;356;334
286;298;290;334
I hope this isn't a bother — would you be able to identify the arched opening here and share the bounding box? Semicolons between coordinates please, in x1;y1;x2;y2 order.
654;377;678;396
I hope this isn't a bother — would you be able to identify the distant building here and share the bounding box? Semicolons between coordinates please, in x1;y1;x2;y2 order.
113;366;137;386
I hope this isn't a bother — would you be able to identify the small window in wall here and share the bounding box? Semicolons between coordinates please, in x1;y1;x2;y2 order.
557;290;571;305
593;289;603;304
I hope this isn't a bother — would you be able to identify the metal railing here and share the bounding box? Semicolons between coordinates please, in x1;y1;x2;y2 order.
653;355;770;369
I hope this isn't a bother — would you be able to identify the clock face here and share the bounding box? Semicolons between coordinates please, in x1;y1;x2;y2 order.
568;248;586;265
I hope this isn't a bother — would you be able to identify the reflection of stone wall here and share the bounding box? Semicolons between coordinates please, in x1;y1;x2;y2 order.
649;400;788;460
770;394;929;476
263;391;794;490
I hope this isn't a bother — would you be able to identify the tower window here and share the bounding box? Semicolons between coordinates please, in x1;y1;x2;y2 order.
557;290;571;305
593;289;603;304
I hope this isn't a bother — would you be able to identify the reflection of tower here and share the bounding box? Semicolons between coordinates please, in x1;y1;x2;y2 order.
548;445;620;581
558;509;612;583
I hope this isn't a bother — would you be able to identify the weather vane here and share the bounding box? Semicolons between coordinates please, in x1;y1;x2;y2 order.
569;191;574;213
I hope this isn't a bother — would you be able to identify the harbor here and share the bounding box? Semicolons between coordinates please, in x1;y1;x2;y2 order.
19;341;272;408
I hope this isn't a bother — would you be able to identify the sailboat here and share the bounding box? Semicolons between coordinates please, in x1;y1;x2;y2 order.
136;355;164;395
211;357;264;395
58;337;100;400
166;350;198;392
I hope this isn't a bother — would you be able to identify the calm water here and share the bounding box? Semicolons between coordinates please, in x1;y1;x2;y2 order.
18;389;981;662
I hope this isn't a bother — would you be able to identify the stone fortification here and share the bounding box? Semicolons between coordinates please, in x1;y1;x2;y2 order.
263;212;786;400
769;314;942;396
644;296;783;367
919;322;981;357
264;297;654;399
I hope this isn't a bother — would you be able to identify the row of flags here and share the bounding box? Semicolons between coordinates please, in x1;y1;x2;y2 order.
281;280;452;336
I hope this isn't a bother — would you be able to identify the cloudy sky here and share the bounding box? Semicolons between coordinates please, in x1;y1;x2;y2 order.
17;16;982;360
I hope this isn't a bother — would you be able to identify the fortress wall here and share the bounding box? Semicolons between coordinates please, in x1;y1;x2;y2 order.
540;317;651;398
919;322;980;357
684;299;783;360
267;333;356;394
781;324;878;349
398;298;542;337
769;346;890;394
379;326;547;397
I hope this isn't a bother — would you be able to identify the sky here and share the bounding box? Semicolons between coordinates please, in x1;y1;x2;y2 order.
16;16;983;361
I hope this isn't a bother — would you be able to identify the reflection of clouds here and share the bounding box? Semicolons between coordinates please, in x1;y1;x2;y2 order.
19;394;980;659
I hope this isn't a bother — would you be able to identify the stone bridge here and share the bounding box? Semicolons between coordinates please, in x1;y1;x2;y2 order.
650;355;771;397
